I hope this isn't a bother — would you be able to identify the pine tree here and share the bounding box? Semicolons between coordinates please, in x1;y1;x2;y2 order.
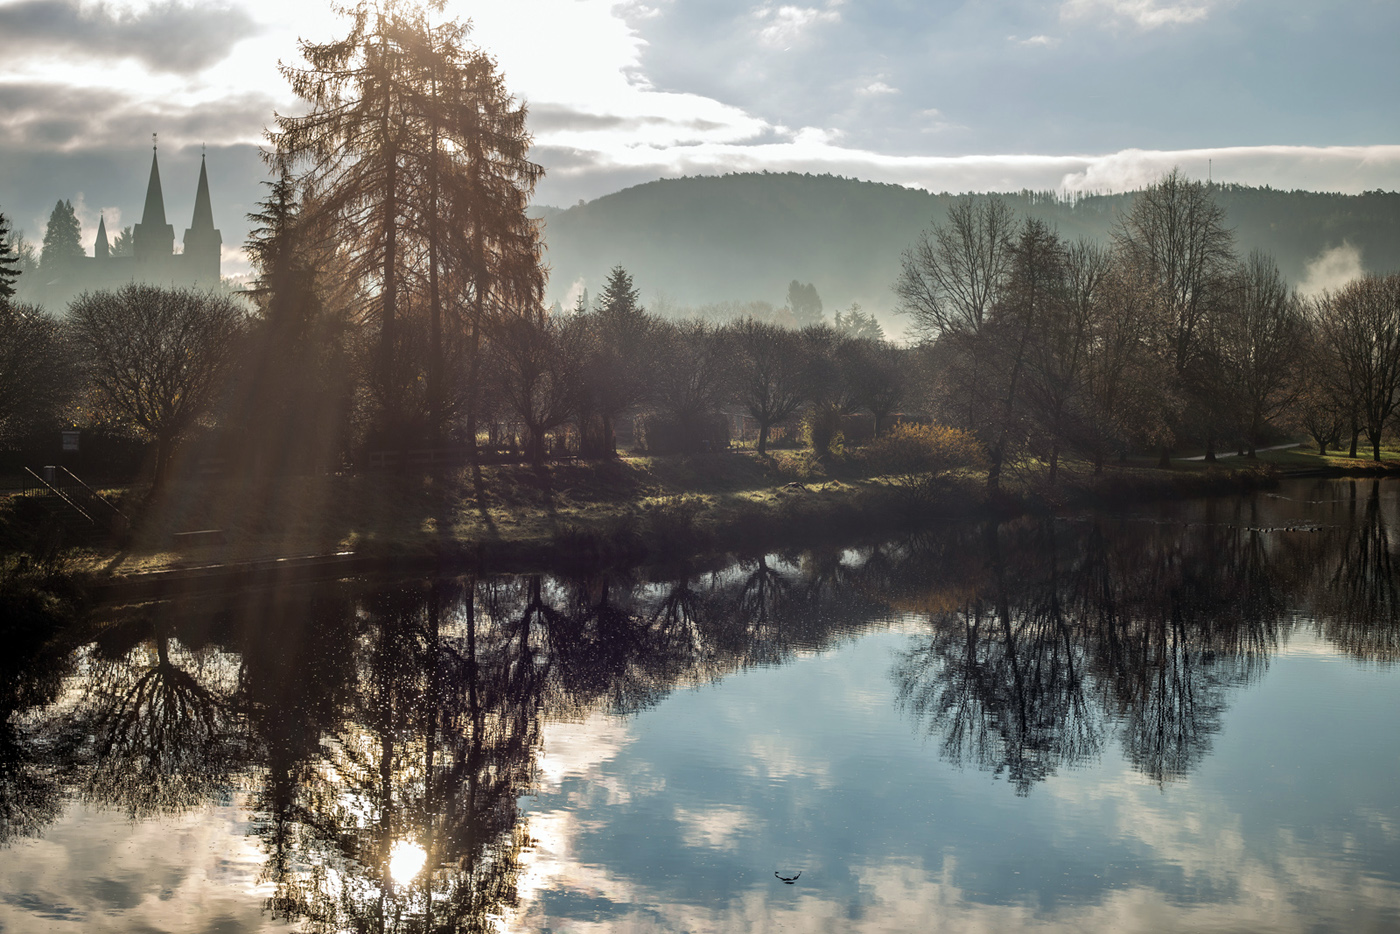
40;199;84;272
111;226;134;257
0;210;20;303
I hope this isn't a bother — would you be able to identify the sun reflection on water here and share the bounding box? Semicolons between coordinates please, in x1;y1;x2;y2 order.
389;840;427;885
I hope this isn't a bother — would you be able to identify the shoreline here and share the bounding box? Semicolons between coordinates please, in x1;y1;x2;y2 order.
10;446;1399;606
59;458;1292;604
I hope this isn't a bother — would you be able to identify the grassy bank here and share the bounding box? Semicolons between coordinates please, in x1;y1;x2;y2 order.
1251;444;1400;475
0;448;1296;589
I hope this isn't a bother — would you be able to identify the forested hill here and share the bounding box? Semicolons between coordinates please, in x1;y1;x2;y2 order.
533;172;1400;332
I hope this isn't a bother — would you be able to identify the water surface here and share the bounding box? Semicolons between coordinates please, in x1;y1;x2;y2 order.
2;478;1399;932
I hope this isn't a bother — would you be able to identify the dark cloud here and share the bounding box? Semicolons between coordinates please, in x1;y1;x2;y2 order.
0;82;273;151
0;0;259;74
526;105;739;137
528;104;629;133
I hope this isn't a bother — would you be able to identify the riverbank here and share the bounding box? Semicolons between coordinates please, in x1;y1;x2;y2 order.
0;449;1297;602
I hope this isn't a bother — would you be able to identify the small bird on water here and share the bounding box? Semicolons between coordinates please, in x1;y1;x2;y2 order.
775;871;801;884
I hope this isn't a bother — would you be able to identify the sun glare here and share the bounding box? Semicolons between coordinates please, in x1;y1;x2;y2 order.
389;840;427;885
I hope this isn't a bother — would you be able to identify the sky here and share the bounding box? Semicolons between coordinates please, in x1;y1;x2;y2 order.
1;0;1397;279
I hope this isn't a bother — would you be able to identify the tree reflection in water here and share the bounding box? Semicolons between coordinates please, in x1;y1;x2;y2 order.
895;515;1290;792
4;481;1400;927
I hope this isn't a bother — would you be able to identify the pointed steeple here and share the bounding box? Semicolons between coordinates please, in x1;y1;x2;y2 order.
95;214;110;260
189;154;214;230
133;136;174;263
141;147;168;227
182;151;222;283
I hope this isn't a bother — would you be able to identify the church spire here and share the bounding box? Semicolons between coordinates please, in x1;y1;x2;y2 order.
133;135;175;262
182;151;222;283
141;143;168;228
189;153;214;230
95;214;110;260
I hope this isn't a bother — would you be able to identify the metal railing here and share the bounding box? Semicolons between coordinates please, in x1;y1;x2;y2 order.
21;466;128;533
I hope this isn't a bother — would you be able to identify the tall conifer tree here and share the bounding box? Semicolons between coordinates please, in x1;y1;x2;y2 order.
40;199;84;272
269;0;543;452
0;210;21;302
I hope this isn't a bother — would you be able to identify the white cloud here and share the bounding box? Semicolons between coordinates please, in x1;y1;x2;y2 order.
753;2;843;48
859;80;900;96
1056;145;1400;194
534;141;1400;206
1298;242;1366;296
1061;0;1216;29
1010;34;1061;47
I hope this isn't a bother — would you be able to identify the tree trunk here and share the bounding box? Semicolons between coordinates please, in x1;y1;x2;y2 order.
426;90;443;453
1158;447;1172;468
527;426;545;467
153;433;173;489
1048;444;1059;484
986;441;1003;492
1350;426;1359;458
757;420;769;455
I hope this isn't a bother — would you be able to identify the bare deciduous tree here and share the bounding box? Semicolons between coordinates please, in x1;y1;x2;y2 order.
895;197;1017;341
485;307;573;465
1316;274;1400;462
725;318;808;454
1216;251;1306;456
69;285;246;486
0;302;72;445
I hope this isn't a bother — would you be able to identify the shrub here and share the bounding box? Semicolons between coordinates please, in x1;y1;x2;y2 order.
804;408;844;458
864;423;986;506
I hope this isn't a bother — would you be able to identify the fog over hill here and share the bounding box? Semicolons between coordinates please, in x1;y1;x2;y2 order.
535;173;1400;339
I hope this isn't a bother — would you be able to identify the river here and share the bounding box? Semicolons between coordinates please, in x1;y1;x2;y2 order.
2;478;1398;932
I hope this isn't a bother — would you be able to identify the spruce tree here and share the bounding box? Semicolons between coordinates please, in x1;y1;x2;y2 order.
40;199;84;271
0;210;20;303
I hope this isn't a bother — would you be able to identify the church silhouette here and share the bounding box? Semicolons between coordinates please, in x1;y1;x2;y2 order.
41;145;222;308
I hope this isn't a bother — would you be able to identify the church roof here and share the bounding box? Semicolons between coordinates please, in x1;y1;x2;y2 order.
95;214;110;259
189;155;215;229
141;149;168;227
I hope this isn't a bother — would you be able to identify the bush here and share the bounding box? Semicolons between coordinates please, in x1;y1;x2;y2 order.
864;423;986;505
636;413;729;455
804;408;844;458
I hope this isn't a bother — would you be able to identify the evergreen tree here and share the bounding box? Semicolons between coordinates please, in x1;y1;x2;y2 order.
0;210;20;303
111;225;134;257
271;0;543;451
786;280;823;327
40;199;84;272
598;265;643;319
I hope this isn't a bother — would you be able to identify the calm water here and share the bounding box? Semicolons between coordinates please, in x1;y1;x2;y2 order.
3;478;1400;932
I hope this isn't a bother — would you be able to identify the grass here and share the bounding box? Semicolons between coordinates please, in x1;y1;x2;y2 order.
0;443;1303;582
1252;443;1400;473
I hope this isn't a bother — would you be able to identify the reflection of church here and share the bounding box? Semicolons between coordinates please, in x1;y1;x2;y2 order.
44;147;222;307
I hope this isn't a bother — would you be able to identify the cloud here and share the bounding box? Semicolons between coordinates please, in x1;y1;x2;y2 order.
0;0;259;74
1056;145;1400;194
530;140;1400;207
1010;34;1060;47
1060;0;1216;29
0;81;274;151
1298;242;1365;296
858;80;899;96
753;2;843;48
